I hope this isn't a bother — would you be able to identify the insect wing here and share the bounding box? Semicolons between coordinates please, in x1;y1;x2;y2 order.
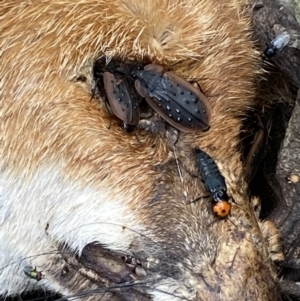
103;72;140;125
271;33;290;50
165;71;212;123
195;148;227;193
145;72;211;132
204;175;227;194
24;266;34;278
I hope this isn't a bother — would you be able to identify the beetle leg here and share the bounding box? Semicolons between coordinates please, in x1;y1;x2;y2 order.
145;95;208;133
188;195;211;205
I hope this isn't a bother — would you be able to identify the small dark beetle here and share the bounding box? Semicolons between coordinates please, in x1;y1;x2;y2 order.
102;71;140;129
195;148;231;218
23;266;43;281
132;64;212;133
263;32;290;58
93;58;142;132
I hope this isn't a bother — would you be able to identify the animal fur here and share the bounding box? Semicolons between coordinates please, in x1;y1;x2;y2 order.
0;0;282;300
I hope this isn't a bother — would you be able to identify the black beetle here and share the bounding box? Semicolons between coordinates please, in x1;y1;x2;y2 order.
132;64;212;133
93;58;143;132
102;71;140;129
195;148;231;218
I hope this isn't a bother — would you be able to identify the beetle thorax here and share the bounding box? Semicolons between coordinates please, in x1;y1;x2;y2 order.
212;189;229;202
138;70;162;94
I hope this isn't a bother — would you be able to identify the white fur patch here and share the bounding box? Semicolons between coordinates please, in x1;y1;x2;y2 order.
0;164;145;295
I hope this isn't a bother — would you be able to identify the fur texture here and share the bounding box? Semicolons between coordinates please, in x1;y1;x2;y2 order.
0;0;282;300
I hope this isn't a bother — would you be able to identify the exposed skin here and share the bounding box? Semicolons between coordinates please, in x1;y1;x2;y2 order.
0;0;283;300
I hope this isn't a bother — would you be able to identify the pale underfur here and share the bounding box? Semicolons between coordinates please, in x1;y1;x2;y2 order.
0;0;282;300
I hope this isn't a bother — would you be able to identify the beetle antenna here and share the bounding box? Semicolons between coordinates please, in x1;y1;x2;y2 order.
187;195;210;205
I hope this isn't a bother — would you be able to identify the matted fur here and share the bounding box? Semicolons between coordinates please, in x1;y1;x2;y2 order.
0;0;281;300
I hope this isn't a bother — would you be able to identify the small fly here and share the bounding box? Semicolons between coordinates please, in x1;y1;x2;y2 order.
263;32;290;58
23;266;43;281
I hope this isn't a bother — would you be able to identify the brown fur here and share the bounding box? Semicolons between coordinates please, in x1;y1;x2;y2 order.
0;0;282;300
